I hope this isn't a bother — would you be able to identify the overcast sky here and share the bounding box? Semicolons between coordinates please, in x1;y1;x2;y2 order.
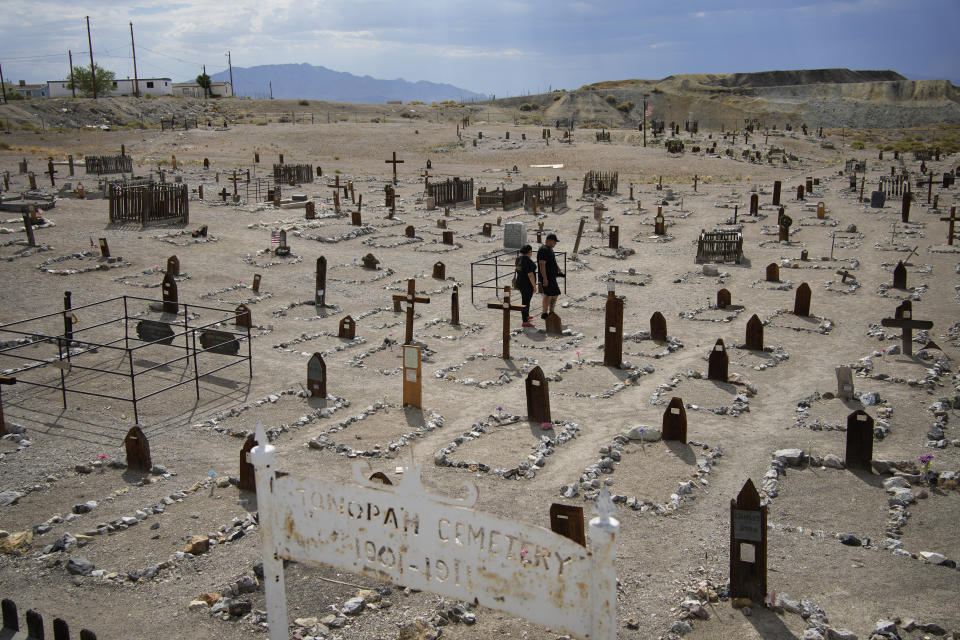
2;0;958;97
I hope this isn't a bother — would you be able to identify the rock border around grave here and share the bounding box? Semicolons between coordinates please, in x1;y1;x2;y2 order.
272;331;366;359
307;403;443;458
548;357;654;399
434;354;535;388
792;390;892;438
650;371;753;417
194;388;350;440
764;309;834;334
434;414;580;480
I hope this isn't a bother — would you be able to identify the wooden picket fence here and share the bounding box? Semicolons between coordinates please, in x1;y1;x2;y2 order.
427;177;474;206
582;170;618;195
85;155;132;175
524;182;567;211
108;182;189;225
273;164;313;185
2;597;98;639
696;230;743;264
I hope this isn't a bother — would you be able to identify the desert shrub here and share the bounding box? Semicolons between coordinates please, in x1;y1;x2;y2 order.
604;94;617;105
519;103;539;112
0;142;10;150
850;140;865;149
616;101;635;114
298;99;309;106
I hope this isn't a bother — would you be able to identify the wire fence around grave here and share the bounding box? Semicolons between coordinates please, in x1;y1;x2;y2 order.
0;295;252;424
470;250;567;304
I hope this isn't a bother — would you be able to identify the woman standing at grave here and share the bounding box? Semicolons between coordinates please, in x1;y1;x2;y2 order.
537;233;564;320
514;244;537;327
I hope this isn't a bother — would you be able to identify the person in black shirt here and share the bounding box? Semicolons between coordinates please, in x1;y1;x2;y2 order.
537;233;564;320
514;244;537;327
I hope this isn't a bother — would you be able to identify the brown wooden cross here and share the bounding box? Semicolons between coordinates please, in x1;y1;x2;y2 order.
391;279;430;345
920;172;937;205
228;170;241;196
487;286;525;359
45;158;57;187
880;311;932;357
835;269;856;283
941;206;958;246
385;151;404;185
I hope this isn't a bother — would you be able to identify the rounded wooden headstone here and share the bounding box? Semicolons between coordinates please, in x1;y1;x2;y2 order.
717;288;731;309
235;304;252;328
307;353;326;398
662;397;687;442
525;366;551;424
124;426;152;471
793;282;811;317
166;255;180;276
239;435;257;492
745;314;763;351
650;311;667;342
765;262;780;283
845;410;874;471
708;338;729;382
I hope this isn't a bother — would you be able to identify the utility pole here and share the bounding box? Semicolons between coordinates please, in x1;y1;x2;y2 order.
202;64;208;99
269;80;273;100
227;51;234;96
0;62;7;103
642;93;648;148
68;51;76;97
86;16;96;99
130;22;139;98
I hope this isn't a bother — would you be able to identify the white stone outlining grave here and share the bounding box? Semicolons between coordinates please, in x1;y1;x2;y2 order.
251;420;619;640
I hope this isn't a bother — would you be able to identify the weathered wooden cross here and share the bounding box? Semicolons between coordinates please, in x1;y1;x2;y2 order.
920;172;936;205
391;279;430;345
229;170;241;196
880;307;932;357
45;158;57;187
941;206;958;246
487;286;525;359
835;269;855;283
385;151;404;185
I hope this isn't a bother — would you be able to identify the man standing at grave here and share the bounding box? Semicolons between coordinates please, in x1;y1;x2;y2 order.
537;233;564;320
514;244;537;327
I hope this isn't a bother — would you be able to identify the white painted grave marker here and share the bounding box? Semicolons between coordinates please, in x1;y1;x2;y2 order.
251;421;619;640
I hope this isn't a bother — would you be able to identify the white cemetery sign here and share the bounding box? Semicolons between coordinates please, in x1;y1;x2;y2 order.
251;421;619;640
503;221;527;249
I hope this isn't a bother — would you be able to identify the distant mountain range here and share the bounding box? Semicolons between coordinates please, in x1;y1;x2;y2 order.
208;63;486;103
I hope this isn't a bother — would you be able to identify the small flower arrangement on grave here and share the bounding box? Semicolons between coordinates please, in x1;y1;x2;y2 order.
575;349;582;366
919;453;935;483
97;453;108;472
480;346;487;359
541;421;553;431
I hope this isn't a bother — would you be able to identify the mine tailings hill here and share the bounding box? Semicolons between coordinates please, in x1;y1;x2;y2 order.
496;68;960;129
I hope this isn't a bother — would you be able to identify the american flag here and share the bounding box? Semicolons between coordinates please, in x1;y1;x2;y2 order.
645;105;653;117
270;230;280;246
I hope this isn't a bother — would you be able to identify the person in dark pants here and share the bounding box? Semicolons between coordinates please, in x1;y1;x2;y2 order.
537;233;564;320
514;244;537;327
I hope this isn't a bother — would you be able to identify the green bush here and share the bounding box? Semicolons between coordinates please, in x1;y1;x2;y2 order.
519;103;539;112
616;101;635;114
850;141;865;150
298;99;309;106
604;94;617;105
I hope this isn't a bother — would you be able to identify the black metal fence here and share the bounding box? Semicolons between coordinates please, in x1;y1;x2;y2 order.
0;295;252;424
470;250;567;304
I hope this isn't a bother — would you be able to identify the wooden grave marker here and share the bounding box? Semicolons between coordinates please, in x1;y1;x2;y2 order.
901;191;911;223
745;314;763;350
793;282;811;317
239;434;258;492
391;279;430;345
166;255;180;276
487;286;525;359
772;180;781;205
717;288;731;309
305;201;316;219
750;193;759;215
525;366;551;424
437;219;447;229
275;230;290;256
432;261;445;280
765;262;779;282
650;311;667;342
21;214;35;247
892;261;907;289
252;274;262;293
545;312;563;336
549;503;586;547
603;288;623;368
941;207;958;245
385;151;404;184
316;256;327;307
729;479;767;602
817;201;825;219
845;410;874;471
708;338;729;382
451;285;460;325
338;315;355;340
442;230;454;245
235;304;252;329
662;396;687;442
836;366;854;401
482;222;492;237
608;225;619;249
307;353;327;398
162;273;178;313
654;211;666;235
880;306;932;357
402;344;422;408
124;426;152;471
98;238;110;258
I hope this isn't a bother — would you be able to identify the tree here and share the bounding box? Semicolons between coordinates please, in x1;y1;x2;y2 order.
67;64;115;98
196;73;211;99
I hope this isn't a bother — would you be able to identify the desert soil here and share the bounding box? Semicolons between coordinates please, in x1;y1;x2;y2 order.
0;111;958;640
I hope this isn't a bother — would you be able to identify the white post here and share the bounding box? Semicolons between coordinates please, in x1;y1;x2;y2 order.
589;488;620;639
251;421;289;640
